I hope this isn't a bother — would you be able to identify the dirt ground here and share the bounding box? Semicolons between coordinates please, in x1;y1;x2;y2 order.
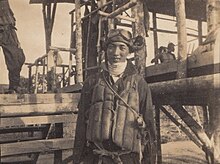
36;141;206;164
162;141;206;164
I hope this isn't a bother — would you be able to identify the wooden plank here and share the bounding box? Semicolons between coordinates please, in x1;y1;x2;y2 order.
0;136;42;144
0;103;78;117
0;115;77;127
0;125;45;134
30;0;75;4
0;93;80;105
0;95;18;105
1;138;74;157
58;83;83;93
22;93;80;104
1;155;33;163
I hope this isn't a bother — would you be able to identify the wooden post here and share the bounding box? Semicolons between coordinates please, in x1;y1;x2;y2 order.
207;0;220;32
28;66;32;93
175;0;187;78
131;0;147;76
155;106;162;164
62;66;65;87
152;12;159;64
42;2;57;53
198;20;203;45
42;59;46;93
75;0;83;83
54;123;63;164
69;12;74;85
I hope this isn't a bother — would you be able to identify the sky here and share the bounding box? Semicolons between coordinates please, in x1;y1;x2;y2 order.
0;0;206;84
0;0;74;84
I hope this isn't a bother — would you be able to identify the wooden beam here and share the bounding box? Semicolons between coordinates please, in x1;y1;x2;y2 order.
150;73;220;95
149;73;220;105
0;93;80;105
75;0;83;83
106;0;137;19
0;103;79;117
98;11;136;22
175;0;187;78
50;46;76;52
171;105;212;151
160;106;203;149
1;138;74;157
0;115;77;127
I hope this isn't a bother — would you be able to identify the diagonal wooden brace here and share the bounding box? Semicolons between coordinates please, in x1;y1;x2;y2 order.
170;104;212;151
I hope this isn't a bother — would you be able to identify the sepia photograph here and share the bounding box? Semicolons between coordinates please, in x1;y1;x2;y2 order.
0;0;220;163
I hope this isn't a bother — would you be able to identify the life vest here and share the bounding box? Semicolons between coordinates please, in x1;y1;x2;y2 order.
86;73;141;153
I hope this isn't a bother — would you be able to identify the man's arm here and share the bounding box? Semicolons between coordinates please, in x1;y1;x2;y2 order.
138;79;157;164
73;78;93;163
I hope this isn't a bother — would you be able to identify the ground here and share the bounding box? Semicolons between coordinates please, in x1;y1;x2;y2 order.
162;141;206;164
35;140;207;163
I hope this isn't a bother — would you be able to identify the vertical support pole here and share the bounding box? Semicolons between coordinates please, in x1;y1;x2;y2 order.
75;0;83;83
34;64;39;94
69;12;74;85
131;0;147;76
207;0;220;32
155;106;162;164
198;20;203;45
152;12;159;64
175;0;187;78
62;66;65;87
28;66;32;93
42;59;46;93
68;53;73;85
54;123;63;164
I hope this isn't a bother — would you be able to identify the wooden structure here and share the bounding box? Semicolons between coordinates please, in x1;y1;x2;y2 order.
0;93;80;163
1;0;219;163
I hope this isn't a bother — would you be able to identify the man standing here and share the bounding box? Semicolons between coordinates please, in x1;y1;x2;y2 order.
0;0;25;93
73;29;156;164
151;42;176;63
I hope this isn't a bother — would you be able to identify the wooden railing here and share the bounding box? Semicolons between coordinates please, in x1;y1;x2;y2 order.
0;93;80;163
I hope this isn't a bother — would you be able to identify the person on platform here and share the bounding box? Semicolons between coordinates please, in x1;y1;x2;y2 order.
151;42;176;63
0;0;25;93
73;29;156;164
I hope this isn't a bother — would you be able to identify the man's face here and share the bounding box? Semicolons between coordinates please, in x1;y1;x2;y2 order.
168;45;175;52
107;42;129;65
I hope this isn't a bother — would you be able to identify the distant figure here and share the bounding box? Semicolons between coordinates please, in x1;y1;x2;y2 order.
0;0;25;93
151;42;176;63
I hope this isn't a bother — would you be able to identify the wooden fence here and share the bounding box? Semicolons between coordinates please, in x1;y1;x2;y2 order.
0;93;80;163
